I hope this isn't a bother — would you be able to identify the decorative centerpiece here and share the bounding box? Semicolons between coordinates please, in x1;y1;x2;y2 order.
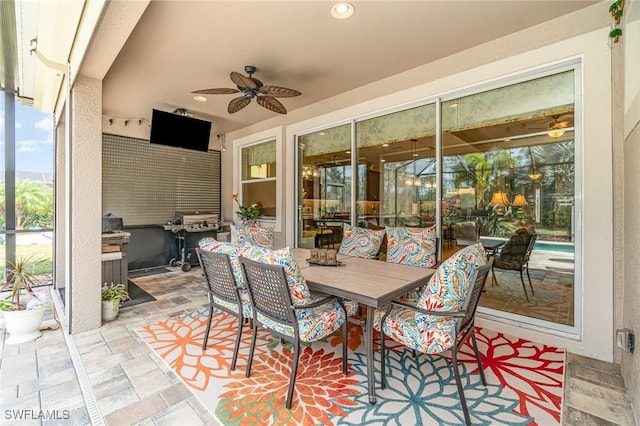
232;193;262;226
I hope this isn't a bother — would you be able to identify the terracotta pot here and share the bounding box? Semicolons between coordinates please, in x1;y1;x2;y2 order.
2;305;46;344
102;300;120;322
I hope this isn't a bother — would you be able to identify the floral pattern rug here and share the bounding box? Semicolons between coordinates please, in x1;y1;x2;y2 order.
137;307;564;425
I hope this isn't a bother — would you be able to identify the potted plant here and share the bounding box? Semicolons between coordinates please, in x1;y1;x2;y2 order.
0;256;47;344
101;282;130;321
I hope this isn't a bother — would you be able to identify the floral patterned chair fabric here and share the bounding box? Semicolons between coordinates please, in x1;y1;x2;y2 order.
239;254;349;409
196;245;253;371
376;243;492;425
240;245;357;319
230;224;274;249
385;225;437;268
337;224;385;259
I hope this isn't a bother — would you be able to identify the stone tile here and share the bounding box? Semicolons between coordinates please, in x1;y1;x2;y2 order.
98;386;141;416
152;400;205;426
158;383;191;406
101;325;134;342
79;344;113;363
1;352;38;387
566;352;624;377
106;335;139;353
42;405;91;426
563;406;623;426
0;391;41;426
1;384;18;402
88;365;125;387
37;355;73;377
566;360;627;390
19;367;77;397
40;378;85;411
564;376;636;426
83;351;133;374
121;354;158;378
129;368;173;399
104;394;166;425
186;395;216;422
93;374;132;400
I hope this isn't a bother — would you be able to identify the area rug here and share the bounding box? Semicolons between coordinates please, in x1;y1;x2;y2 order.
120;281;157;308
128;266;172;278
137;307;564;425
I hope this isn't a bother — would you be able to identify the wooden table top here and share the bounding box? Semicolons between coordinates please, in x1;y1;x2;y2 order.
291;248;434;308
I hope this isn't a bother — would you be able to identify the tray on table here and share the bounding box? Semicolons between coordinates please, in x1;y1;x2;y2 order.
305;258;344;267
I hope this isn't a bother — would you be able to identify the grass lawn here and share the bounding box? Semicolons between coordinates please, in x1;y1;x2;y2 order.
0;243;53;279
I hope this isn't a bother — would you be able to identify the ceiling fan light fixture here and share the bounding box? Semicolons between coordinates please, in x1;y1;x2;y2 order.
331;3;355;19
193;95;207;102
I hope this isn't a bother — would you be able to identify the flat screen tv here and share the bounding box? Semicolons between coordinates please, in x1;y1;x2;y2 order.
149;109;212;152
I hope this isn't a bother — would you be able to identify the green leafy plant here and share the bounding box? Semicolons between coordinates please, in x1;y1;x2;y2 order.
232;193;262;221
0;256;44;311
101;283;130;308
609;1;625;42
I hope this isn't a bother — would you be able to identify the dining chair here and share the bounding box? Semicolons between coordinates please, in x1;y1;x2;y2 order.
376;243;490;426
491;227;538;301
454;220;480;247
196;247;252;371
239;255;349;409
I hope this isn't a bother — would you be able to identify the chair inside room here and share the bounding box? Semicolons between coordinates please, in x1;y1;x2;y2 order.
239;256;349;409
454;220;480;247
378;256;493;426
196;248;252;371
491;227;538;302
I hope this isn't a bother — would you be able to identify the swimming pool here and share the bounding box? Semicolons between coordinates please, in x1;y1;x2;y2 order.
534;240;574;253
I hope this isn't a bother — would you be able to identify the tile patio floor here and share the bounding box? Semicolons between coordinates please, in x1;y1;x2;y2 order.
0;266;636;425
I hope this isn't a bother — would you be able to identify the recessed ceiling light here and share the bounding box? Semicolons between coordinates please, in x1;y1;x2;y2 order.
412;153;419;157
448;103;459;109
193;95;207;102
382;143;389;147
331;3;355;19
380;159;386;163
345;150;351;154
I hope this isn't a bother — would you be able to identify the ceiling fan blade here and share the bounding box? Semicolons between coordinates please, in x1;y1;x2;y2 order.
192;88;239;95
230;71;257;90
257;96;287;114
228;96;251;114
261;85;301;98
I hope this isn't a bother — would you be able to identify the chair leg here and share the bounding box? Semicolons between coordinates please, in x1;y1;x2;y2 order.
491;265;499;287
526;265;535;295
470;329;487;386
519;270;530;302
230;316;243;371
380;329;386;389
451;348;472;426
245;323;258;378
202;303;214;351
342;317;348;375
286;339;301;409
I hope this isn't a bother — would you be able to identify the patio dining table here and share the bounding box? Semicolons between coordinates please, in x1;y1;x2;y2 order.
291;248;435;404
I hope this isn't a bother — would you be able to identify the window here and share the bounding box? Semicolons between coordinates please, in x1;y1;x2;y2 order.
234;127;281;231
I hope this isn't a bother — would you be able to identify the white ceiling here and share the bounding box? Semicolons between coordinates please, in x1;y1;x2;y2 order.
101;1;599;134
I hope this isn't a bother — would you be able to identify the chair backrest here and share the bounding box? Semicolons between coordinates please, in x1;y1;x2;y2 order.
523;232;538;263
456;259;493;341
499;227;536;262
385;225;437;268
197;249;241;306
338;223;385;259
240;257;298;333
455;220;480;246
231;224;274;248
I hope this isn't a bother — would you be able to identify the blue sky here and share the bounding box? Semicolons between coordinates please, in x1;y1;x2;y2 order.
0;96;54;174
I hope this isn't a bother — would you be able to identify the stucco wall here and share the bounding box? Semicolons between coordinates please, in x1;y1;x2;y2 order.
69;76;103;332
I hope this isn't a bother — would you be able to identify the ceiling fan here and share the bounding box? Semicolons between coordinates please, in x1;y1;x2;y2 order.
192;65;301;115
525;113;574;137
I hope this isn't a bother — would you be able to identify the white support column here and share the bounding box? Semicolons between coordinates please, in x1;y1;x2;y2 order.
68;75;102;333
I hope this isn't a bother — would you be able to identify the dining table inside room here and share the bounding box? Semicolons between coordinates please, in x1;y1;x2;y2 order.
291;248;435;404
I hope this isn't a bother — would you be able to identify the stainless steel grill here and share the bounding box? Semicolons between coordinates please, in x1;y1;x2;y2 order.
175;211;219;232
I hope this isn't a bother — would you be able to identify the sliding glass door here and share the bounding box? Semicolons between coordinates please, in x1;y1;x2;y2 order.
294;63;580;332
